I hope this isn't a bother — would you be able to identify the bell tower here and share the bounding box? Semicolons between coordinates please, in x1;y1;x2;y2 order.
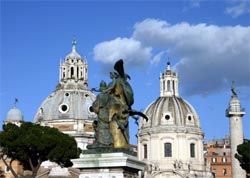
226;81;246;178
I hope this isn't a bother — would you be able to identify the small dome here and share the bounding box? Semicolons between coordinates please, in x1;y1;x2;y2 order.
65;48;81;60
6;107;23;122
65;40;82;60
140;96;201;131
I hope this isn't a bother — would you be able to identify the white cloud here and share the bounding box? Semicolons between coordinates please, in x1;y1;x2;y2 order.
151;51;166;66
93;18;250;96
182;0;201;12
93;37;152;69
132;18;250;96
225;0;250;18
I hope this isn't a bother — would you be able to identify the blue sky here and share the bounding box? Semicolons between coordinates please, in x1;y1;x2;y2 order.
1;0;249;144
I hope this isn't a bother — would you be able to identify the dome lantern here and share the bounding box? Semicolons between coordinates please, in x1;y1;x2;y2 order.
59;40;88;89
160;61;179;97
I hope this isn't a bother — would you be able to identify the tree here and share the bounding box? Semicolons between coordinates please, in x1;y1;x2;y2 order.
0;122;81;177
235;139;250;177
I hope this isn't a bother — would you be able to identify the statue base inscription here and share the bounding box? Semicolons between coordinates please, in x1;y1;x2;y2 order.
71;152;145;178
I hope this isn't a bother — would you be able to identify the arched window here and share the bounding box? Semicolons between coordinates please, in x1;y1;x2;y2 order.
190;143;195;158
164;142;172;157
173;80;175;93
143;144;147;159
222;157;227;163
223;168;227;175
77;67;79;78
71;67;74;78
167;80;171;91
212;157;217;163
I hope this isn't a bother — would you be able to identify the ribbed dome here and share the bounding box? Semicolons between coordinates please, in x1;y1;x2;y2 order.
34;89;96;123
140;96;201;131
6;107;23;122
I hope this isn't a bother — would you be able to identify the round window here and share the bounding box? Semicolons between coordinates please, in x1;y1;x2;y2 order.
59;103;69;113
89;106;94;113
165;115;170;120
188;115;192;121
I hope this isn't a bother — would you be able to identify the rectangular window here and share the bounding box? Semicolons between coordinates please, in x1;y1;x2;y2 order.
143;144;147;159
222;157;227;163
164;143;172;157
212;157;217;163
190;143;195;158
212;169;216;177
223;168;227;175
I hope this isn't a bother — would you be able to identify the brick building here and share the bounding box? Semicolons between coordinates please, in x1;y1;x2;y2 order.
204;136;232;178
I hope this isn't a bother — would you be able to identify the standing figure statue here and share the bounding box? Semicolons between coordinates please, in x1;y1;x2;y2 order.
88;59;147;149
231;81;237;97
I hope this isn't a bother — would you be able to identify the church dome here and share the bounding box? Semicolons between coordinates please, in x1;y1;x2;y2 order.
139;62;201;132
33;40;96;150
140;96;200;131
137;62;210;178
65;39;82;60
34;89;96;123
34;40;96;123
6;107;23;122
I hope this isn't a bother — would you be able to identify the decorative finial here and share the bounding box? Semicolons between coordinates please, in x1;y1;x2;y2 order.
167;57;171;70
72;39;77;52
14;98;18;107
231;81;237;97
72;39;77;46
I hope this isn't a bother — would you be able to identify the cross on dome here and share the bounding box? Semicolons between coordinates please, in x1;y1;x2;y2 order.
14;98;18;107
72;39;77;46
72;39;77;52
167;58;171;71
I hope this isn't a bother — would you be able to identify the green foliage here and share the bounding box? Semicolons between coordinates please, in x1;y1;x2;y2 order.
235;139;250;174
0;122;80;175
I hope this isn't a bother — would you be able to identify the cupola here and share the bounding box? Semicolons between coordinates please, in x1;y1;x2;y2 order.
160;61;179;97
59;39;88;89
5;99;23;125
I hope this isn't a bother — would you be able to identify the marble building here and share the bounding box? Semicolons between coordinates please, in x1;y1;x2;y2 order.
33;40;96;150
138;62;212;178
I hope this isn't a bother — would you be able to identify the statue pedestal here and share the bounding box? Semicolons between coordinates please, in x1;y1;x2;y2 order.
71;152;145;178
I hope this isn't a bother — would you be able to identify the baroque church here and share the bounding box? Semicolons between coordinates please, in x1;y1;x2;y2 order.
33;40;96;151
3;41;246;178
138;63;211;177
